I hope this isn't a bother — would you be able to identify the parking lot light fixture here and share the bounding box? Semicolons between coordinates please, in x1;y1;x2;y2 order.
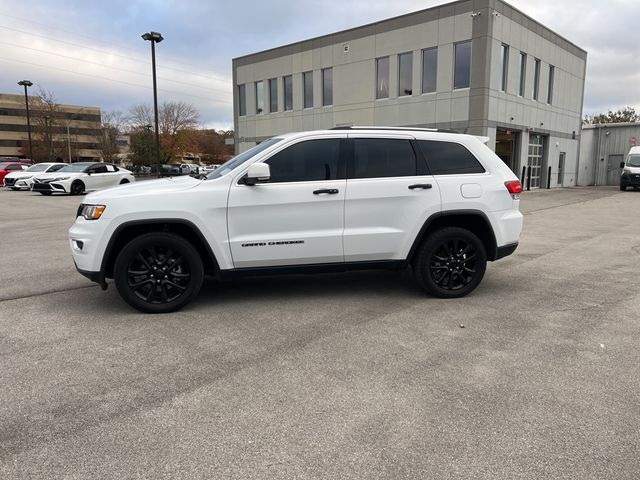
141;31;163;165
17;80;34;160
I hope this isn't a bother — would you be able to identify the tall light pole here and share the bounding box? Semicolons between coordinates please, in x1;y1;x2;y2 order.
141;31;163;165
17;80;33;160
44;115;53;161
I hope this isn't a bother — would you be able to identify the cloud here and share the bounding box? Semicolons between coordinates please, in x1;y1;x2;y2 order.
0;0;638;127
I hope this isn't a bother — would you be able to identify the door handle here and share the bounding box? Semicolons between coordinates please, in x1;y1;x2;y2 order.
313;188;339;195
408;184;432;190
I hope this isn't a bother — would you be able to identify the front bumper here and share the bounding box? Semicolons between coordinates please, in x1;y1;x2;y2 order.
622;174;640;186
75;263;108;290
3;177;16;187
32;182;67;193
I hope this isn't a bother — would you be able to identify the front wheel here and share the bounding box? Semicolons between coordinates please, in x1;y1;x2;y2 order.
39;191;52;196
413;227;487;298
620;183;627;191
70;180;85;195
10;187;20;191
114;232;204;313
120;179;130;184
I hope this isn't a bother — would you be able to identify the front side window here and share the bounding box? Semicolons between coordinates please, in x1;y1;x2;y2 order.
208;138;283;180
454;41;472;89
238;84;246;116
398;52;413;96
376;57;389;99
350;138;416;179
283;75;293;111
303;71;313;108
265;139;342;183
417;140;485;175
500;44;509;92
269;78;278;113
322;68;333;106
255;81;264;114
422;47;437;93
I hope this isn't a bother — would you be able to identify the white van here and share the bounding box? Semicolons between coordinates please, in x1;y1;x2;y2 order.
620;146;640;191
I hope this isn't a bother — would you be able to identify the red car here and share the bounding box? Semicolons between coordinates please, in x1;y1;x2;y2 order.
0;162;31;184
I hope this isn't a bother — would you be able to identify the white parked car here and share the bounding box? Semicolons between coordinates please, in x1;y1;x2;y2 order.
32;162;135;195
69;127;523;313
3;162;67;190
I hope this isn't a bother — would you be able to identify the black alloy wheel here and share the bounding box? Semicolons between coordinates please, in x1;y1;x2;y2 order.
70;180;85;195
414;227;487;298
114;232;204;313
120;179;130;184
39;191;52;196
620;183;627;191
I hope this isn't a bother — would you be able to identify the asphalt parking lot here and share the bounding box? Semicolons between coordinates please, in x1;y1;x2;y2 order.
1;186;639;479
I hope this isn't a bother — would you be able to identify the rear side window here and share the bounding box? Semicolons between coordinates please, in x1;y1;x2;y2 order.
265;139;343;183
417;140;485;175
350;138;416;179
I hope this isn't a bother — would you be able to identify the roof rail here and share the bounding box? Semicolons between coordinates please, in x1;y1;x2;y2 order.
330;125;461;134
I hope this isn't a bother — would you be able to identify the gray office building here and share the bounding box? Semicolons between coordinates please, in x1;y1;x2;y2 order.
232;0;586;189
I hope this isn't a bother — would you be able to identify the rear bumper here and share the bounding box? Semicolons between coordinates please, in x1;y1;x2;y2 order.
495;242;518;260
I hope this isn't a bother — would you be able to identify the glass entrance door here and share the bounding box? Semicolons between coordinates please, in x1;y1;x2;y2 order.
527;134;545;189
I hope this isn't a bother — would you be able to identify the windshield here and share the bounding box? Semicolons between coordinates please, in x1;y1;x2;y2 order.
0;163;10;169
627;154;640;168
58;162;93;173
27;163;53;172
206;138;283;179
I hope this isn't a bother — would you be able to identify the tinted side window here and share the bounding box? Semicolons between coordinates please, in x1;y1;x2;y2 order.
49;165;65;172
92;165;109;174
350;139;416;179
265;139;342;183
417;140;485;175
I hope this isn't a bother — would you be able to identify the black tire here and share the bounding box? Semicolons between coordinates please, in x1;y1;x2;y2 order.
413;227;487;298
70;180;85;196
10;187;20;191
39;191;52;196
120;179;130;184
620;183;627;191
114;232;204;313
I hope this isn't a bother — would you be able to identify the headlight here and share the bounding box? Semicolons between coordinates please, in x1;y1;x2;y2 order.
77;204;106;220
52;177;70;181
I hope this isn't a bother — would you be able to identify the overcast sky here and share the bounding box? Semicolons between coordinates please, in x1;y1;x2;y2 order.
0;0;637;129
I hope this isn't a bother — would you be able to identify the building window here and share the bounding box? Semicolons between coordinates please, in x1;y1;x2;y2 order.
303;71;313;108
500;44;509;92
376;56;389;99
322;68;333;106
421;47;437;94
533;58;541;101
269;78;277;113
255;80;264;114
283;75;293;111
398;52;413;96
238;84;246;116
518;52;526;97
547;65;555;104
454;41;472;89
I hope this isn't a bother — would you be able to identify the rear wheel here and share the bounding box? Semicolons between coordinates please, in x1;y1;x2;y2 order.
114;232;204;313
120;179;130;184
70;180;84;195
413;227;487;298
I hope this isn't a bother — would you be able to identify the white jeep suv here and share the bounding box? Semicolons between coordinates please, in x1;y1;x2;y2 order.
69;127;523;313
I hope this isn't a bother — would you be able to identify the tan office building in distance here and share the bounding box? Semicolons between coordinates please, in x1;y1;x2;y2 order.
0;93;102;161
233;0;587;189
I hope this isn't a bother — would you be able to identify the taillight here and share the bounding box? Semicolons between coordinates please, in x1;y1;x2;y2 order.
504;180;522;199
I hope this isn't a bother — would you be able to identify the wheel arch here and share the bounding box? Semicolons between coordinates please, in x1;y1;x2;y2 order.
407;210;499;263
101;219;220;281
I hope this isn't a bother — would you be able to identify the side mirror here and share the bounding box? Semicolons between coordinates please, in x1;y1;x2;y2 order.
244;162;270;186
620;162;626;169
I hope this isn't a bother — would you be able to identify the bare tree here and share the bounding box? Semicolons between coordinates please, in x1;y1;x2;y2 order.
99;110;125;163
126;101;200;162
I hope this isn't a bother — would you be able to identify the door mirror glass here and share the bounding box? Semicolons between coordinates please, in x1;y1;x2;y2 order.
245;162;270;185
620;161;626;169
